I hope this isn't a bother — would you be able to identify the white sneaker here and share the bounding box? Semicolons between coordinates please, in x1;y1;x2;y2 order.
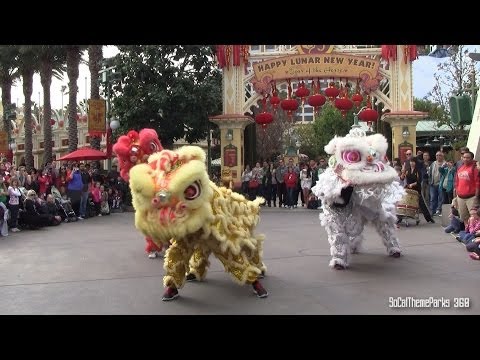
11;228;20;232
148;252;157;259
97;214;102;217
77;216;84;220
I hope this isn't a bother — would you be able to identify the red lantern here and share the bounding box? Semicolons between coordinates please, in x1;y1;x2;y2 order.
358;108;378;123
307;94;326;112
295;81;310;104
58;120;64;127
281;79;299;118
324;82;340;101
280;99;299;118
255;112;274;127
270;95;280;109
334;97;354;118
36;124;41;131
14;128;19;134
50;119;55;126
351;93;363;107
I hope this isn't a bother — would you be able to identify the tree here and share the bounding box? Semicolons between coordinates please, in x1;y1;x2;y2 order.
106;45;222;148
65;46;87;153
294;122;317;159
311;102;354;156
88;45;103;151
0;46;19;138
37;45;66;165
254;102;295;161
17;46;38;170
426;45;476;146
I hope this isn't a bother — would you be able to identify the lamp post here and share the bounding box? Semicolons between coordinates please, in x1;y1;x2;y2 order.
99;61;118;171
107;117;120;170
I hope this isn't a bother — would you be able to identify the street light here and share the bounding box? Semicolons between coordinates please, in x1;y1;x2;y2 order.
110;118;120;130
106;117;120;172
402;127;410;140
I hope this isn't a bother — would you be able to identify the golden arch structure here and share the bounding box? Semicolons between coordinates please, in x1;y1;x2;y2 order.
210;45;427;188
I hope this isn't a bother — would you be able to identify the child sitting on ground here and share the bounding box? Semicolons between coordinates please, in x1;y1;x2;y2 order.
307;190;319;209
455;207;480;244
444;197;465;234
466;236;480;260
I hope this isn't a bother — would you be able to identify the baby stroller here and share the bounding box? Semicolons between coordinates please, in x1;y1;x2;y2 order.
51;186;78;222
396;188;420;227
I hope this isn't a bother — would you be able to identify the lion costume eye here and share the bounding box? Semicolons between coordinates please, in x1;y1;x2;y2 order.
342;150;361;164
184;181;201;200
150;142;159;152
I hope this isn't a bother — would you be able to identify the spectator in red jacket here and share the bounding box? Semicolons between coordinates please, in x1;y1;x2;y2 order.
284;166;298;209
454;151;480;227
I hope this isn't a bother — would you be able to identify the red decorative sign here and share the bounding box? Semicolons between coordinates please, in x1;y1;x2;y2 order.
87;99;106;135
398;143;413;164
224;144;237;167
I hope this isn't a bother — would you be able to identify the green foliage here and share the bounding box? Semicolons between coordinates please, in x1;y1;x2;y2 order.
294;123;316;158
426;45;475;135
311;102;354;156
106;45;222;148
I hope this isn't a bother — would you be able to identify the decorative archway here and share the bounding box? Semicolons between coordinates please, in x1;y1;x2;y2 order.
211;45;426;187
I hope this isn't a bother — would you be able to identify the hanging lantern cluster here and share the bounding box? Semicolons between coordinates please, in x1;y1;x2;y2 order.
250;76;380;129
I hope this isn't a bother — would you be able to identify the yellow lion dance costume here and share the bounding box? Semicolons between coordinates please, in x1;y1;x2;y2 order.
129;145;268;301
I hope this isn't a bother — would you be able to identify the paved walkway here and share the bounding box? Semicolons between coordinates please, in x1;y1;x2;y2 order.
0;208;478;314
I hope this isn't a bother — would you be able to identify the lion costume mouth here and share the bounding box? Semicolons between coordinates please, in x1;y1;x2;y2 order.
362;162;385;173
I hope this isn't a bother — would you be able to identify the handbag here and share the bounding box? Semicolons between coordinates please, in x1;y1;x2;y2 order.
248;179;259;189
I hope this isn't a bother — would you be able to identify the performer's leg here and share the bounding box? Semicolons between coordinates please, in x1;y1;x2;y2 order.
186;245;212;282
214;247;268;298
346;212;366;254
162;239;195;301
145;237;162;259
373;212;402;257
323;206;350;269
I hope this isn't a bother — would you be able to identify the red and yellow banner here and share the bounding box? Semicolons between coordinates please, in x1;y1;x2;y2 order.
0;131;8;154
87;99;106;135
253;53;380;82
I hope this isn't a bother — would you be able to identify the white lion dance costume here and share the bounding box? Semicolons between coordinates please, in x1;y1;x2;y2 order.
311;128;405;270
128;144;268;301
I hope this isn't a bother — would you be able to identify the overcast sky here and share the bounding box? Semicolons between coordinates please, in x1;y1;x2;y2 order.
10;46;120;111
9;45;480;111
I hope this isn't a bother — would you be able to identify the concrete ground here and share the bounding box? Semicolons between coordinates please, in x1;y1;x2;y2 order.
0;208;478;315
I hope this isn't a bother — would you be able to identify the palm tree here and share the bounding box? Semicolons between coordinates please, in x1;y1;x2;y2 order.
17;46;38;170
88;45;103;150
38;45;66;164
65;46;87;153
0;46;19;138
